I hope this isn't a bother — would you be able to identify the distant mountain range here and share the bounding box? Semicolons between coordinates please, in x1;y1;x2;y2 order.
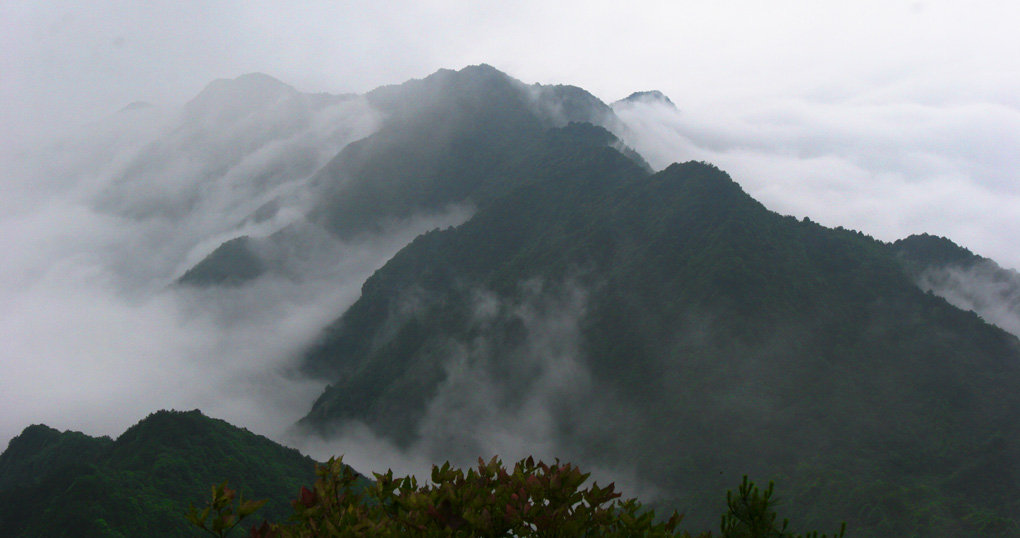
4;65;1020;537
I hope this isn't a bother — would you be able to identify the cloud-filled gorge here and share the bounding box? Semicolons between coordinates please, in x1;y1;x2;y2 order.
0;75;472;451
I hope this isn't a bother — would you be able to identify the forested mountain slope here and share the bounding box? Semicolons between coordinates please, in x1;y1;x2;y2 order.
296;124;1020;536
0;410;323;538
894;233;1020;338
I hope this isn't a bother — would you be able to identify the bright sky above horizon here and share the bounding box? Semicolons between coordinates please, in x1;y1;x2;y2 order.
3;2;1017;120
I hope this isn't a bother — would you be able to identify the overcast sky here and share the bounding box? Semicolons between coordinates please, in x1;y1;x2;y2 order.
2;0;1019;451
4;0;1019;260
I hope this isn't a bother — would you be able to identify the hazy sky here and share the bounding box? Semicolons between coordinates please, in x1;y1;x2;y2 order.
2;0;1019;452
4;0;1019;260
4;1;1019;137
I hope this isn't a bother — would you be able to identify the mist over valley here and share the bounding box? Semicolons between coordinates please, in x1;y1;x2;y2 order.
3;6;1020;534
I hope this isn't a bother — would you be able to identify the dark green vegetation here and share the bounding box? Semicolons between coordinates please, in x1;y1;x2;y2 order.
0;417;840;538
0;410;321;538
187;456;843;538
295;108;1020;535
892;233;986;272
893;234;1020;338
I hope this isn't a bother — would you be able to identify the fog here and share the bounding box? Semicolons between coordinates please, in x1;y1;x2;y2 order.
292;279;653;499
3;2;1020;481
916;261;1020;339
0;75;470;450
611;96;1020;271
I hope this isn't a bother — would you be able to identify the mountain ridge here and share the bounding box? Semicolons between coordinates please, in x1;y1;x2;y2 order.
177;64;645;287
0;410;324;538
292;123;1020;536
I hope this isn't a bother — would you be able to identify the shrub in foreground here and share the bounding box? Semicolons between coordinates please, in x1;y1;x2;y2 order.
186;457;844;538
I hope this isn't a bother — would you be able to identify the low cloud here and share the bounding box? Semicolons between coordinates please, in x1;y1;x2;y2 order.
292;279;653;499
0;81;470;450
611;98;1020;271
917;261;1020;339
0;197;469;450
414;281;592;463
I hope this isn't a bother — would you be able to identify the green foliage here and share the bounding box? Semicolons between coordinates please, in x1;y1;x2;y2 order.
0;410;319;538
187;460;852;538
193;456;708;538
721;477;845;538
186;481;267;538
891;233;981;273
0;424;112;491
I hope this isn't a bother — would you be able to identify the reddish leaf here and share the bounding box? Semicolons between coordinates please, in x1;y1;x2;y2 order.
299;486;317;508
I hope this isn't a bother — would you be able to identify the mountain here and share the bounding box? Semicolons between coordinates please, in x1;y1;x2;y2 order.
0;410;323;538
178;65;639;287
14;71;384;292
96;73;364;223
13;64;1020;537
307;64;621;238
293;123;1020;535
181;73;302;124
178;235;266;286
615;90;677;109
894;234;1020;338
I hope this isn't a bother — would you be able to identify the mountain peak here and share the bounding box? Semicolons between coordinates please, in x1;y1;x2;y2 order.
0;410;323;537
657;160;741;193
1;424;61;456
893;233;981;269
112;409;215;447
183;72;298;122
0;424;112;492
615;90;676;108
456;63;504;77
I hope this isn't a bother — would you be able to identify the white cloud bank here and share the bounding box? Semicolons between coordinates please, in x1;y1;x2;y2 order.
612;96;1020;270
0;80;471;450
